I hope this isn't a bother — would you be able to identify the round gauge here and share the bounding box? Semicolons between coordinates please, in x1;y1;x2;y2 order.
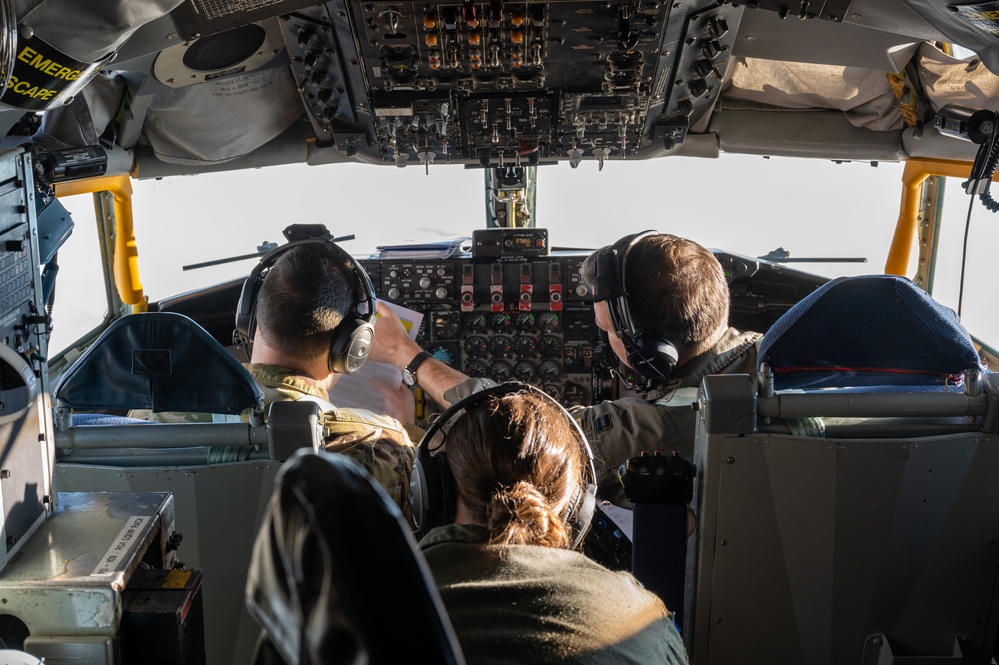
489;312;513;331
539;334;562;358
538;359;561;382
427;343;456;367
513;360;536;382
563;382;588;407
464;312;487;332
514;335;536;357
464;335;489;358
490;335;514;357
542;383;562;399
537;311;560;332
432;312;460;339
489;360;512;382
465;360;488;378
514;311;536;331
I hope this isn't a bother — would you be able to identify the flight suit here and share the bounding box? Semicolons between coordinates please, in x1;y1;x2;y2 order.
572;327;762;505
420;523;689;665
246;364;418;519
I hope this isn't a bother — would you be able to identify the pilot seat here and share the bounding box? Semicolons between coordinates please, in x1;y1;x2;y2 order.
685;275;999;664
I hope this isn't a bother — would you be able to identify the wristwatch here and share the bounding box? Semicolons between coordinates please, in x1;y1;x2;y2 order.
402;350;433;387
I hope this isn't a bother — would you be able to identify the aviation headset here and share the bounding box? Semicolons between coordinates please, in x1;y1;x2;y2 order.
234;224;378;375
410;382;598;549
592;230;679;382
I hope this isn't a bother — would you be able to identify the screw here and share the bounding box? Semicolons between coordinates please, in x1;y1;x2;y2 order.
724;456;735;465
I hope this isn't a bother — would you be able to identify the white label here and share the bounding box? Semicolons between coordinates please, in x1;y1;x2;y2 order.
91;516;150;575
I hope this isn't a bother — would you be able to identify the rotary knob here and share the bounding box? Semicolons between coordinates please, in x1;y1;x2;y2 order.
387;287;401;299
435;287;449;299
419;276;432;288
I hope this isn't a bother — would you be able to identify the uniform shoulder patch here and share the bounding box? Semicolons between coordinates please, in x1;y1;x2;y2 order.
593;413;613;433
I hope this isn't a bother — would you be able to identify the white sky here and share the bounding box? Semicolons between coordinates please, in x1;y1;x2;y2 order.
48;153;997;353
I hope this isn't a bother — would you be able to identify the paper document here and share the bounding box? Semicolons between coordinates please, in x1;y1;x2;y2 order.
326;301;423;416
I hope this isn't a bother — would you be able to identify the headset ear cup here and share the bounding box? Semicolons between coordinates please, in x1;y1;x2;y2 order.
626;333;679;381
329;319;375;374
410;448;454;532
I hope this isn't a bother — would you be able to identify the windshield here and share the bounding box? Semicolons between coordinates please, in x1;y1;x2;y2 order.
51;154;908;353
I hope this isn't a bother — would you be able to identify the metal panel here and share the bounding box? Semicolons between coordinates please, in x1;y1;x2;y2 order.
689;430;999;664
55;461;282;665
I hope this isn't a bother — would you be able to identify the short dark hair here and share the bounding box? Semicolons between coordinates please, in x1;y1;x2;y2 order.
581;233;729;357
255;243;359;365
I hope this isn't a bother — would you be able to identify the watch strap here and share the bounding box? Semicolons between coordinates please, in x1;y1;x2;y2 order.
405;350;433;375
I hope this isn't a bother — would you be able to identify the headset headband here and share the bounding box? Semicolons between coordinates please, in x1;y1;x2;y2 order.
234;224;377;374
412;382;597;549
593;230;679;382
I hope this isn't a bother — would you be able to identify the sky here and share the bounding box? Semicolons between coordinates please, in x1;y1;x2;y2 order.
47;152;997;354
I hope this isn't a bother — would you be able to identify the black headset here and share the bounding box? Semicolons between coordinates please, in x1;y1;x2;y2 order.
410;382;597;549
592;230;679;382
234;224;378;375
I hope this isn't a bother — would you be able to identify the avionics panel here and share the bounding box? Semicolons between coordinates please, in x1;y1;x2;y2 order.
360;252;615;408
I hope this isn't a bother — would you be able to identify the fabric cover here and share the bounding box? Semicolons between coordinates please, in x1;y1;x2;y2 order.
759;275;984;391
245;450;463;665
54;312;263;414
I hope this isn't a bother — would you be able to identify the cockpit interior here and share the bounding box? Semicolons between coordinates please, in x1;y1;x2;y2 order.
0;0;996;664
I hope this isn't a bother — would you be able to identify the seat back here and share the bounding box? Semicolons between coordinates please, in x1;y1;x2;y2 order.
685;276;998;664
246;450;465;665
53;311;264;422
758;274;985;391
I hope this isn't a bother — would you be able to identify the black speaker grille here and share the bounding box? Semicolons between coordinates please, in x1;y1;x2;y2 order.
182;24;266;71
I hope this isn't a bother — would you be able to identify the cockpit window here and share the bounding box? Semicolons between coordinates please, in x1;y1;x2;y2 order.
931;179;999;351
52;155;906;353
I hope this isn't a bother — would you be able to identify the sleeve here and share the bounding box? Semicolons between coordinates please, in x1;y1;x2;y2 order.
441;377;499;404
571;397;683;505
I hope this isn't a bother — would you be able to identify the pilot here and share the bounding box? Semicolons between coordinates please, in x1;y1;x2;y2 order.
136;233;419;514
413;383;689;664
371;231;761;505
238;238;419;514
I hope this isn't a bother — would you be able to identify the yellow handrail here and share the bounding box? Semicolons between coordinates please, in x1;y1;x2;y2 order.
885;157;999;276
54;175;146;311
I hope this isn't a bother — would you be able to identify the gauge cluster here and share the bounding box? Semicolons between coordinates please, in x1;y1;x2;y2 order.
361;252;614;412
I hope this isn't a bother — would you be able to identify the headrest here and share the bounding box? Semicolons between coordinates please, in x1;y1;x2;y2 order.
759;275;985;391
54;312;264;414
246;451;463;665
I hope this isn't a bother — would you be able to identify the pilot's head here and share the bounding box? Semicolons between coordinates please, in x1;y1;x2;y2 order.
253;243;363;374
437;388;592;550
581;232;729;372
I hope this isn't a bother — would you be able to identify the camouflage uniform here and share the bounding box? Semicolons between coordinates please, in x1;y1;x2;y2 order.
571;327;762;505
132;363;418;518
245;363;418;518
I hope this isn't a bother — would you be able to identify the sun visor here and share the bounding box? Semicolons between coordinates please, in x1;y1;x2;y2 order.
143;67;302;166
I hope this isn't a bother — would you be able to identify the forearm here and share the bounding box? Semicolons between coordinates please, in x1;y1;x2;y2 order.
410;358;468;407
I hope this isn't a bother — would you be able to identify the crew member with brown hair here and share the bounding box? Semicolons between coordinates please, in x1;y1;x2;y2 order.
413;384;688;664
372;231;760;505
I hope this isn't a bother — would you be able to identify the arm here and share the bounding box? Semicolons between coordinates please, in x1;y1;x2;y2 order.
370;301;469;407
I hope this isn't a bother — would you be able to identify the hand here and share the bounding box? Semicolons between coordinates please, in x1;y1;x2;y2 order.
370;301;422;368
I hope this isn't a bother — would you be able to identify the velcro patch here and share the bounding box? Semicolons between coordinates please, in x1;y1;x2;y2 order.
132;349;172;375
593;413;613;433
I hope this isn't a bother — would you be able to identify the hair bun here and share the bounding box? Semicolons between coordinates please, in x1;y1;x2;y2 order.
486;480;569;548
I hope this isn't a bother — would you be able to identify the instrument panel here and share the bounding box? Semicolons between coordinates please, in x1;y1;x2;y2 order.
360;253;617;407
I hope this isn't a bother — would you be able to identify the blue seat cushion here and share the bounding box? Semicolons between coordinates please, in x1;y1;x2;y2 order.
759;275;984;391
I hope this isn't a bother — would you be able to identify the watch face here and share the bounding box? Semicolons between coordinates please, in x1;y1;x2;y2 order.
402;370;416;386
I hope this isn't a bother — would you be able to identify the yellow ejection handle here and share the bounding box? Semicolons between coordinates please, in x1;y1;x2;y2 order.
54;175;147;312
